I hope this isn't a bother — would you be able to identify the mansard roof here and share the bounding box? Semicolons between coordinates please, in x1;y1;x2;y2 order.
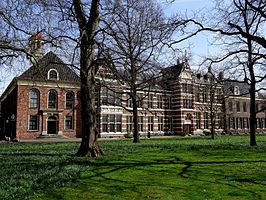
18;51;79;83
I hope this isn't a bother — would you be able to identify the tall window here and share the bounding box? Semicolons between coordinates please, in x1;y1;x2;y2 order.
228;101;233;111
157;94;163;109
243;102;247;112
29;115;38;130
29;89;39;108
166;96;172;109
182;83;187;93
66;91;74;109
148;116;154;131
126;116;132;132
148;94;153;108
195;112;201;129
136;93;143;108
126;94;132;107
65;116;73;130
48;90;57;108
236;101;240;112
138;116;143;132
218;113;223;129
116;114;122;132
234;86;240;95
158;116;163;131
204;112;209;129
101;87;108;105
166;117;173;132
48;69;59;80
109;114;115;132
102;114;108;132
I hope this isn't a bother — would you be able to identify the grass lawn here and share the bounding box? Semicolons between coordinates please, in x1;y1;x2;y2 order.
0;135;266;200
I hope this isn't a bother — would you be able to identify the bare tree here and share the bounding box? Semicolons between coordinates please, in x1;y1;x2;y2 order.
99;0;170;143
171;0;266;146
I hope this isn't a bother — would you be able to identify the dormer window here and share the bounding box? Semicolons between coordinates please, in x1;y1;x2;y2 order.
48;69;59;80
234;86;240;95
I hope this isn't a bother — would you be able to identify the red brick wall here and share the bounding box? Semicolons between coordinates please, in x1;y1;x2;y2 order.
16;84;80;139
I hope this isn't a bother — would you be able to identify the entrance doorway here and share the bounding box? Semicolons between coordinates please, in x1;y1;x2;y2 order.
184;124;191;135
47;116;58;134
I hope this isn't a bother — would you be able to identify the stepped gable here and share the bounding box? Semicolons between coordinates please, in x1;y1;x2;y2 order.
18;51;79;82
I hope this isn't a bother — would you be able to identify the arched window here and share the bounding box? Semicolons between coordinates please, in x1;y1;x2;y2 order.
66;91;74;109
48;69;59;80
48;90;57;108
29;89;39;108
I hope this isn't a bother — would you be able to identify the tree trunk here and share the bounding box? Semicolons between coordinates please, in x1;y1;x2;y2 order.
132;88;140;143
249;82;257;146
74;0;103;156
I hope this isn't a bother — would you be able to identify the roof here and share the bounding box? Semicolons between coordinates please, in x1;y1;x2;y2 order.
18;51;79;83
223;80;250;96
160;63;183;90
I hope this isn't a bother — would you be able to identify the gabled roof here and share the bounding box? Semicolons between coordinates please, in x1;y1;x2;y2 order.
18;51;79;83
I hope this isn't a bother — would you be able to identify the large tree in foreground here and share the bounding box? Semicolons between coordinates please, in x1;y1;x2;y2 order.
73;0;103;156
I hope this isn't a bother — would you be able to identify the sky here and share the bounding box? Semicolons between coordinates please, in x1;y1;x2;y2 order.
0;0;215;94
163;0;215;68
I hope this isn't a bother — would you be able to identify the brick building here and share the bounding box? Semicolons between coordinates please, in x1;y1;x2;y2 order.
224;80;266;134
0;51;81;139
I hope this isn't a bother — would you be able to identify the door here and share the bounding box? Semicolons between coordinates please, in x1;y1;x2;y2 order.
47;116;58;134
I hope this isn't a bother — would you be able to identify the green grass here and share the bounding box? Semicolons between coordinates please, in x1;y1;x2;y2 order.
0;136;266;200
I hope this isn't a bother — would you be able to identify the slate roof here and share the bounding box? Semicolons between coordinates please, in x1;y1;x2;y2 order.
160;63;183;90
18;51;79;83
223;80;250;96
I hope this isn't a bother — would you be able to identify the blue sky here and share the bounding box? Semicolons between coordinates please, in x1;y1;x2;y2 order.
163;0;215;68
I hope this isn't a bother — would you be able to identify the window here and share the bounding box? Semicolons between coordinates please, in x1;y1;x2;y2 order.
102;114;108;132
138;116;143;132
218;113;223;129
109;114;115;132
182;83;187;93
183;99;192;108
157;95;163;109
126;116;132;132
108;90;115;105
256;103;260;112
136;93;143;108
65;116;73;130
101;87;108;105
195;112;201;129
148;94;153;108
29;89;39;108
116;114;122;132
203;88;208;103
166;117;173;132
48;69;59;80
48;90;57;108
66;91;74;109
126;94;132;107
29;115;38;130
187;84;193;94
195;86;200;102
243;102;247;112
236;102;240;112
148;116;154;132
204;112;208;129
228;101;233;111
116;93;122;107
158;116;163;131
166;96;173;109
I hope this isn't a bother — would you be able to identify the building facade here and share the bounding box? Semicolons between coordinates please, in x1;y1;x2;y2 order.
0;52;81;139
0;36;265;139
224;81;266;134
